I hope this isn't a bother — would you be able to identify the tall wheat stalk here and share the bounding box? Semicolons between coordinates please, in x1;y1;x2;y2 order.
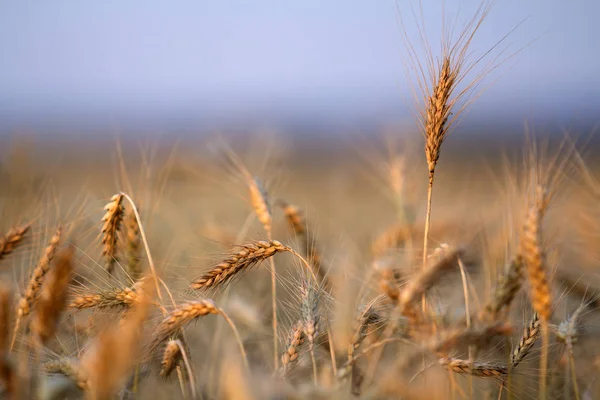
398;0;499;268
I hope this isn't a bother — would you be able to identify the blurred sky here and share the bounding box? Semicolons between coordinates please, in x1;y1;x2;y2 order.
0;1;598;134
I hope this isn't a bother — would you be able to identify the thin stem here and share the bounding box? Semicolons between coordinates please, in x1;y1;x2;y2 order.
219;309;249;370
569;345;580;400
540;321;549;400
177;340;198;400
309;345;318;385
422;171;435;270
121;192;163;302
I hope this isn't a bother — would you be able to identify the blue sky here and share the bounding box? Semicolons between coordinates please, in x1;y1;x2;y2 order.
0;1;598;132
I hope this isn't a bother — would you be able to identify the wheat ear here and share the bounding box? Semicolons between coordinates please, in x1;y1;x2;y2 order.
399;246;462;317
124;207;142;281
439;357;507;378
12;226;62;350
151;300;248;369
69;286;140;310
191;240;310;290
30;245;74;349
0;224;30;261
511;312;540;369
280;321;305;375
520;187;551;400
160;339;183;378
101;194;125;275
279;200;329;288
482;255;524;321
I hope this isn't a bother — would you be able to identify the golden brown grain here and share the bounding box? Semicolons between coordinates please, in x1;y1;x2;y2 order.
0;223;30;261
101;194;125;275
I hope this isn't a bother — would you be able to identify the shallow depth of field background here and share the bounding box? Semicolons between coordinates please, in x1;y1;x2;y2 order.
1;1;600;399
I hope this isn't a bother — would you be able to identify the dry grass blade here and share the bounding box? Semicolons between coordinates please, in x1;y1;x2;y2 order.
31;245;75;348
190;240;290;290
439;357;507;377
511;312;540;368
0;224;30;261
101;194;125;275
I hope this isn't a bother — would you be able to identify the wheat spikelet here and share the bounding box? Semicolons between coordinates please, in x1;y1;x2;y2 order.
438;357;507;377
45;357;89;390
69;286;139;310
399;246;462;316
0;224;30;261
31;245;74;348
151;300;219;350
124;207;142;281
281;321;304;373
482;255;524;320
101;194;125;275
190;240;290;290
511;312;540;368
160;339;183;378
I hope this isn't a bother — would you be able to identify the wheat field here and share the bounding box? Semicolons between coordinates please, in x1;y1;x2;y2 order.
2;2;600;400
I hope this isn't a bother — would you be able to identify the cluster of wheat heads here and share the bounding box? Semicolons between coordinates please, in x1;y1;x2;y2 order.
1;3;599;400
